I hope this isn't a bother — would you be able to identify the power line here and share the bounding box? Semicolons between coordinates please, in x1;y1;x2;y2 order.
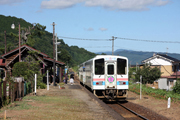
58;35;180;44
58;36;110;41
116;37;180;43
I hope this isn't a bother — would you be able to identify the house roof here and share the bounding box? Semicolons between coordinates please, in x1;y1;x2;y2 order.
0;44;65;66
1;44;48;58
157;54;180;62
171;71;180;76
44;57;65;65
142;53;180;63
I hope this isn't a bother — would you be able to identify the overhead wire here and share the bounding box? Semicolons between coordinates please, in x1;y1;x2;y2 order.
58;36;110;41
116;37;180;43
58;35;180;43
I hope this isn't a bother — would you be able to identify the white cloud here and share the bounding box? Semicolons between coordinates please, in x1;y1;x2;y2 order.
84;27;94;31
0;0;24;5
41;0;84;9
99;28;108;31
87;27;94;31
40;0;170;11
85;0;170;11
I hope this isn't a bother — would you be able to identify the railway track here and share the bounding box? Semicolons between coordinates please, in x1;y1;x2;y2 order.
73;73;169;120
106;101;147;120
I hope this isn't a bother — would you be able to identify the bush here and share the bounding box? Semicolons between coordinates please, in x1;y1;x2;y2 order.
129;84;180;102
37;82;46;89
173;81;180;94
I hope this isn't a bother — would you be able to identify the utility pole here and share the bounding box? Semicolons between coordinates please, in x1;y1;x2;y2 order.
112;36;114;55
4;31;6;54
52;22;56;86
111;36;116;55
19;23;21;62
55;33;58;75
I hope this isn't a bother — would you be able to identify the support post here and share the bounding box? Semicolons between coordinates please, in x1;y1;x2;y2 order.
47;70;49;90
112;36;114;55
140;75;142;99
19;23;21;62
4;31;6;54
52;22;56;86
35;74;37;95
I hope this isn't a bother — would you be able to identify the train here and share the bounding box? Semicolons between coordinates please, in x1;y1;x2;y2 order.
78;55;128;100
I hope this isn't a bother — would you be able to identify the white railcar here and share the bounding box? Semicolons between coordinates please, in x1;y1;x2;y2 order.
79;55;128;100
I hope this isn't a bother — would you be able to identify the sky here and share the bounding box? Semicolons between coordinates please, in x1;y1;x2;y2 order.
0;0;180;54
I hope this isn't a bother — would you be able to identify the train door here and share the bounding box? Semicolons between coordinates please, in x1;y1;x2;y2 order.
83;66;86;84
105;62;117;89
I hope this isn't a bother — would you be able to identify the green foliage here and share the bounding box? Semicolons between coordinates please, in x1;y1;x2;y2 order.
135;63;162;84
0;15;96;67
12;51;46;89
101;53;106;55
12;62;28;77
37;82;46;89
129;84;180;101
172;79;180;94
129;67;136;80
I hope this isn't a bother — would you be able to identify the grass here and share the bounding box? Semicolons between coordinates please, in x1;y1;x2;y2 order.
129;83;180;102
59;82;65;87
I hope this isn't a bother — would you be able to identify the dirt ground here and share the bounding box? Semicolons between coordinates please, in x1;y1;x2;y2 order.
127;91;180;120
0;82;180;120
0;84;115;120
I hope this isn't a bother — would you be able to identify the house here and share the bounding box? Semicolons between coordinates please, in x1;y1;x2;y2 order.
0;44;65;83
141;53;180;90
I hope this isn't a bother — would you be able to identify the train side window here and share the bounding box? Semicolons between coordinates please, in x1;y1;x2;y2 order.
117;58;127;75
95;58;104;75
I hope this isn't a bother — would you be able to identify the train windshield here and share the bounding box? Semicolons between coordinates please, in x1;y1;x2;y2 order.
117;58;127;75
108;65;114;75
95;58;104;75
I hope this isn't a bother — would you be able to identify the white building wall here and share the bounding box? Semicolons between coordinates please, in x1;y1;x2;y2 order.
158;78;167;89
148;58;172;66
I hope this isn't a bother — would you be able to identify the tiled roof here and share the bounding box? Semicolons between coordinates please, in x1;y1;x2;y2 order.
142;53;180;63
44;57;65;65
157;54;180;62
171;71;180;76
1;44;48;58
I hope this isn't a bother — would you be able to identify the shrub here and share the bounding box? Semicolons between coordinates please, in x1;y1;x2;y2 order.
172;81;180;94
37;82;46;89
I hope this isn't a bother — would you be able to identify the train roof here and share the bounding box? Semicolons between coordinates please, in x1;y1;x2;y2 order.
79;55;128;65
95;55;128;59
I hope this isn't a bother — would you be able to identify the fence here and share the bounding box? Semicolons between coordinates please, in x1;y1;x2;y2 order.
0;81;33;108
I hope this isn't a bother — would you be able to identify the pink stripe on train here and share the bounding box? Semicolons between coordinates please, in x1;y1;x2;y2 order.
117;78;128;81
93;78;105;81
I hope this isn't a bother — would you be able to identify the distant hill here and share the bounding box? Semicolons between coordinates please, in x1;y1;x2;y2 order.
97;49;180;65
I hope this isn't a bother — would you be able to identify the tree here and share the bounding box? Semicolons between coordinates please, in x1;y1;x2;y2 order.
12;62;28;78
58;49;71;64
135;63;162;84
12;51;46;89
172;78;180;94
129;67;136;80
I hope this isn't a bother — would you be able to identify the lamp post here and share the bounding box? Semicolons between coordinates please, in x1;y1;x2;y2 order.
11;23;21;62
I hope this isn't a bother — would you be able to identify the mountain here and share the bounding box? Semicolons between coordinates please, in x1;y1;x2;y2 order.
97;49;180;65
0;14;96;67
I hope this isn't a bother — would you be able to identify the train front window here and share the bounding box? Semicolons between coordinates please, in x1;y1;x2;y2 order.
117;58;127;75
95;58;104;75
108;65;114;75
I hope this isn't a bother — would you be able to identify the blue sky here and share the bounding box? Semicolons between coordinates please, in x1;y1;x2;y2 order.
0;0;180;54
